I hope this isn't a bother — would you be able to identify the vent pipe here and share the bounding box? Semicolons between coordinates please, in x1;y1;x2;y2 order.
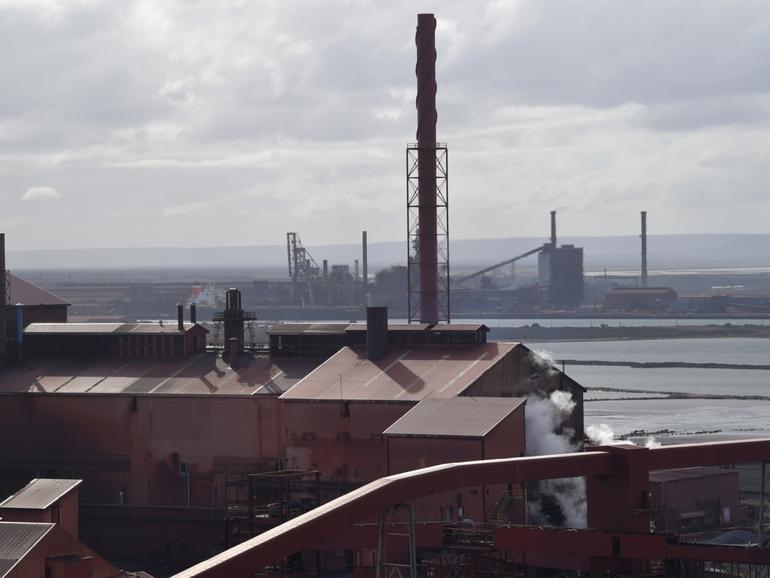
366;306;388;361
190;303;197;324
0;233;6;365
641;211;648;288
416;13;439;325
550;210;557;247
177;303;184;331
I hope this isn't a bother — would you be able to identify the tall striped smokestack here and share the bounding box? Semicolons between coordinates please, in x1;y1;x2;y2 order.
641;211;648;288
416;13;438;325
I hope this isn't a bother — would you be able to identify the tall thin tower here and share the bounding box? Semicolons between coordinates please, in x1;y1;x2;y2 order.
407;13;449;324
641;211;648;288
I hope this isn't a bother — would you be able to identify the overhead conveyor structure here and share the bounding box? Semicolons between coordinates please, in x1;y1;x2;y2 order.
173;439;770;578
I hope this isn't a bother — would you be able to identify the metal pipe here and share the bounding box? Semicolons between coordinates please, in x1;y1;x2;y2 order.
416;13;438;324
641;211;648;288
550;210;557;247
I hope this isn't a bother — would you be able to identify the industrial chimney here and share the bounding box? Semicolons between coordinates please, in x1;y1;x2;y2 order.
641;211;648;288
416;13;439;325
550;210;557;248
177;303;184;332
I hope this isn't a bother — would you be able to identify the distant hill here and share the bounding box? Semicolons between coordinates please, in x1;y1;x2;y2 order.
7;233;770;272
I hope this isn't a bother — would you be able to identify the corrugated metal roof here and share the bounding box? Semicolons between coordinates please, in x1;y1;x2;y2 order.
383;396;525;438
0;522;54;577
344;323;431;332
650;467;737;483
24;322;207;335
0;479;82;510
431;323;488;332
7;273;69;307
279;342;519;402
0;353;319;396
267;323;350;335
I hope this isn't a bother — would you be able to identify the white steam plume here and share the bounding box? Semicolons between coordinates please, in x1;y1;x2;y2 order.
525;390;585;528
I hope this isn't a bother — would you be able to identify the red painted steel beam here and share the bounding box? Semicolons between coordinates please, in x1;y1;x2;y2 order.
172;452;612;578
174;439;770;578
647;438;770;471
495;526;770;565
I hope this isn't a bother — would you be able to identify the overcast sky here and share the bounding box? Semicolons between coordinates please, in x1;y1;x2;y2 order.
1;0;770;250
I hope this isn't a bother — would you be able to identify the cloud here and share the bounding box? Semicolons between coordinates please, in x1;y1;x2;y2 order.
161;201;208;216
1;1;770;249
21;186;60;201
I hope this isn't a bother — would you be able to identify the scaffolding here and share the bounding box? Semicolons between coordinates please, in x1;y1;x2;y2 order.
406;143;450;324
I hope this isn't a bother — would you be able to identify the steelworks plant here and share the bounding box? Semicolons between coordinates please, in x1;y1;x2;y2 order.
0;12;769;578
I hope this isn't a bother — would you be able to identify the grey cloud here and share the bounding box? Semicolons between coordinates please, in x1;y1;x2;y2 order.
1;1;770;250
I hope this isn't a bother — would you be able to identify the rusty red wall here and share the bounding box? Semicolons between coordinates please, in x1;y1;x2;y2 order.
0;394;282;508
483;404;525;460
282;401;412;482
387;436;486;521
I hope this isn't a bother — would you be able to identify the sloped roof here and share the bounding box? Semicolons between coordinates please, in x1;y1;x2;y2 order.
280;342;519;402
0;522;54;577
0;479;82;510
0;353;318;396
24;322;207;335
383;397;525;438
7;273;69;307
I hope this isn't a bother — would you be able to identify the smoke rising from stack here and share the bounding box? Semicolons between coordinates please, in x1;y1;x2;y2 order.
525;389;586;528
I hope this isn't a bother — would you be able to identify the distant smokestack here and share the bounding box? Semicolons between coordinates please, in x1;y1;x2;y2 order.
641;211;648;288
362;231;368;303
354;259;359;281
550;211;557;247
0;233;6;365
322;259;328;280
366;306;388;361
190;303;197;324
177;303;184;331
416;13;439;325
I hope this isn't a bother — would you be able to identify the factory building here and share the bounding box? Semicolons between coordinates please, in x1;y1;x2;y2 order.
605;286;678;311
0;479;122;578
279;339;584;485
24;321;208;358
649;467;741;533
384;397;526;524
538;243;585;309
